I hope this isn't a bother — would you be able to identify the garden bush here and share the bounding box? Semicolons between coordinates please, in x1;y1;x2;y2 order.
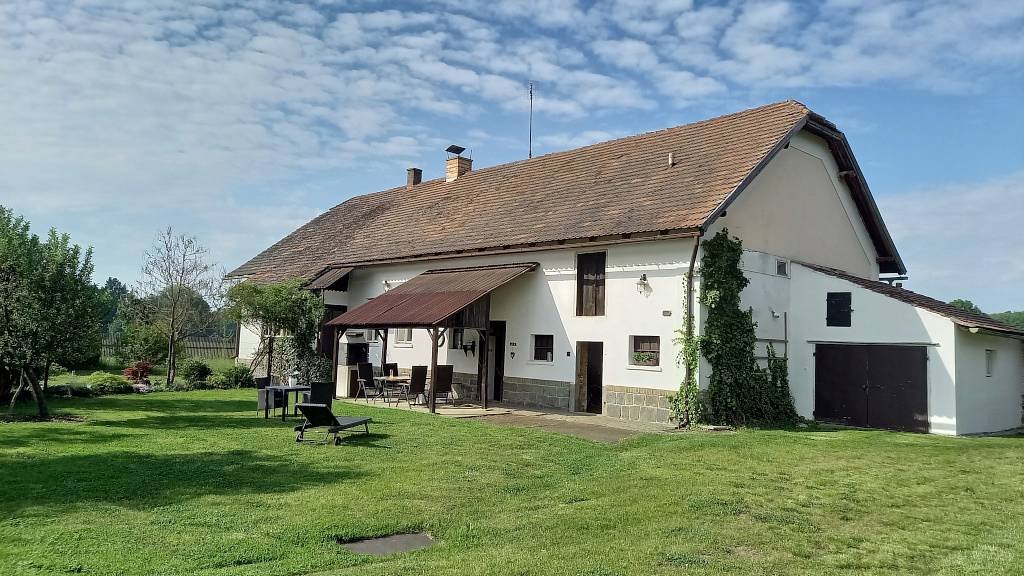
177;358;212;385
218;365;255;389
84;372;133;395
122;361;152;384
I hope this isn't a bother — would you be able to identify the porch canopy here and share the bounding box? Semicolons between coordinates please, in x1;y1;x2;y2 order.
325;262;537;412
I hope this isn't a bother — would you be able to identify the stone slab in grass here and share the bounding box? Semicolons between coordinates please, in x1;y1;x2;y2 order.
340;533;434;556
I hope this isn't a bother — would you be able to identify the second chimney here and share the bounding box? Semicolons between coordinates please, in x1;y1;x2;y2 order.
444;145;472;182
407;167;422;189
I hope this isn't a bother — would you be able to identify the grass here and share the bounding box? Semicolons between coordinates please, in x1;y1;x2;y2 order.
3;391;1024;575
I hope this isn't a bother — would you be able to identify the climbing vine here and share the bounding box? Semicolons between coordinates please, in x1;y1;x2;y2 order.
670;229;797;427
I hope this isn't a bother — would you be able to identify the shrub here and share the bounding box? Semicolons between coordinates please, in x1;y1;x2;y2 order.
49;364;69;377
116;322;168;366
122;361;152;384
84;371;133;395
207;373;229;389
177;358;212;385
219;365;255;389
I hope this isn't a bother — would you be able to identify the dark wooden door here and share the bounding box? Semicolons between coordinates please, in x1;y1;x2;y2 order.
488;321;506;402
575;341;603;414
866;345;929;432
815;344;928;432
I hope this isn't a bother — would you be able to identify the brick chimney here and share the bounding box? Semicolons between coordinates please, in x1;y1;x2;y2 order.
444;145;471;182
406;167;422;189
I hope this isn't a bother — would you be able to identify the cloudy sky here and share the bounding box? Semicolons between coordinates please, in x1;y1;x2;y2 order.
1;0;1022;311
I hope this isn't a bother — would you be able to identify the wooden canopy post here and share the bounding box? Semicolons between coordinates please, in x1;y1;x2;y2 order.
330;325;340;388
428;327;440;413
478;328;488;410
379;329;389;374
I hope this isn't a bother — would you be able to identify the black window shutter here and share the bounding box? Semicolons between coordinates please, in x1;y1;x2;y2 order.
826;292;852;327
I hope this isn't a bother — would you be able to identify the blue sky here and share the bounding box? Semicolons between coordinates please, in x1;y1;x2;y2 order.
1;0;1022;311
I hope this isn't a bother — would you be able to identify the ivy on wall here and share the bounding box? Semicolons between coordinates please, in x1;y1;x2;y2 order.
671;229;797;427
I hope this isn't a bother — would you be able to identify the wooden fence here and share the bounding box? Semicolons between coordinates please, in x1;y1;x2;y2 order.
102;335;237;359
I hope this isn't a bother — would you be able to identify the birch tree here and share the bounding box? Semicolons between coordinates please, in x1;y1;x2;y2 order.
137;228;223;385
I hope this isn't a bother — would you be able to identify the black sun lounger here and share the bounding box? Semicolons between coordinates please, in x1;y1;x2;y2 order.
294;403;371;445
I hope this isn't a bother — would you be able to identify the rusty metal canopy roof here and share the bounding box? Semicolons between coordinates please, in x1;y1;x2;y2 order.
326;263;537;328
304;266;353;290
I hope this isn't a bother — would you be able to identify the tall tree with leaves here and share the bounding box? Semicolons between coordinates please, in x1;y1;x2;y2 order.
949;299;987;316
1;207;101;417
225;280;325;382
137;228;223;385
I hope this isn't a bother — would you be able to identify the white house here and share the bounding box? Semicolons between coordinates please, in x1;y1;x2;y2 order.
229;100;1024;435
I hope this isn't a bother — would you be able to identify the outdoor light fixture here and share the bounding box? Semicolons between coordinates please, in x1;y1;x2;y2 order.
636;273;649;294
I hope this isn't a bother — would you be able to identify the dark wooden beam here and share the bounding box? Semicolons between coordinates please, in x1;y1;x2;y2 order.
428;327;439;414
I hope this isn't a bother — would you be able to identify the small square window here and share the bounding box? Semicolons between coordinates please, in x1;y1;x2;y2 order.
776;259;788;276
985;349;995;377
395;328;413;344
826;292;852;327
630;335;660;366
532;334;554;362
449;328;465;350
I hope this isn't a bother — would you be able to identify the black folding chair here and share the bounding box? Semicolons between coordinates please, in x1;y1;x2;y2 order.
402;365;428;407
432;365;455;406
256;377;282;417
294;403;371;446
384;363;398;377
302;381;334;408
355;362;379;402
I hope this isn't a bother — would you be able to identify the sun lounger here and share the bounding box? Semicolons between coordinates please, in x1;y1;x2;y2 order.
293;403;371;445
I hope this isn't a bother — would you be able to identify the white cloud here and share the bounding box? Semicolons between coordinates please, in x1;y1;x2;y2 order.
0;0;1021;283
878;171;1024;311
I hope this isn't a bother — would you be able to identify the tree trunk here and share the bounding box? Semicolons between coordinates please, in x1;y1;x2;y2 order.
166;334;174;385
266;335;275;380
25;369;48;419
7;371;27;414
43;359;52;391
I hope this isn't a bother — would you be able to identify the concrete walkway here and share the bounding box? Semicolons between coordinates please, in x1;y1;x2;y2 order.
338;397;672;442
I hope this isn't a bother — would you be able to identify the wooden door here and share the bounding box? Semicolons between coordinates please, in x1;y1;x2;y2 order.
574;342;603;414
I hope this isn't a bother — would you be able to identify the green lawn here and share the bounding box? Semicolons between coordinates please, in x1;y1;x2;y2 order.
47;357;238;387
3;391;1024;575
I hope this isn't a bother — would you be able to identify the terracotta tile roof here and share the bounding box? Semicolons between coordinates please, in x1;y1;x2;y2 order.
304;266;353;290
797;262;1024;338
230;101;814;282
325;263;537;328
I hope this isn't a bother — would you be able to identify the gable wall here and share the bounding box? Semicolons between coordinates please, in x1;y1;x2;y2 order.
705;130;880;279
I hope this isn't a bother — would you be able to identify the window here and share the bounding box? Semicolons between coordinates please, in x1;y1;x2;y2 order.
532;334;554;362
395;328;413;344
826;292;852;327
986;349;995;377
776;259;788;276
630;335;660;366
449;328;465;350
576;252;606;316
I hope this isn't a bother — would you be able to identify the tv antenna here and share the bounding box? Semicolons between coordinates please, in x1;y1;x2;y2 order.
528;81;534;159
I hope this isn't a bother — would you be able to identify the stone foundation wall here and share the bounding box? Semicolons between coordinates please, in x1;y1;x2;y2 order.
603;384;672;424
502;376;571;411
452;372;480;402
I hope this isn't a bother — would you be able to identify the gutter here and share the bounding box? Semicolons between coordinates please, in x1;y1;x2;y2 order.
683;229;703;388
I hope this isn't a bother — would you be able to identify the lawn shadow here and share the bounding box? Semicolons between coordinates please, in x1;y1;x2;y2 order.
0;425;133;449
83;395;254;415
0;448;366;518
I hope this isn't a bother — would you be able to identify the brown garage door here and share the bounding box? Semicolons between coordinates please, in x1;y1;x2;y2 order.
814;344;928;432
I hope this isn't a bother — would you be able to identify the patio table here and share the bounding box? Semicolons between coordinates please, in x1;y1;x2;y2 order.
264;385;311;421
375;375;411;405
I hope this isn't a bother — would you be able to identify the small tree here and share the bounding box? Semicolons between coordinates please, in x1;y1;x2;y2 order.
137;228;224;385
1;207;101;417
226;280;325;382
949;299;987;316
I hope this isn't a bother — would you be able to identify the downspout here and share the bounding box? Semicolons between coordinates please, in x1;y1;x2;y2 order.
683;229;703;388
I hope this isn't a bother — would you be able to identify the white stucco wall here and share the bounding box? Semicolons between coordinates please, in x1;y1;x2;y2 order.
705;130;880;279
954;329;1024;435
786;263;959;435
237;322;261;364
337;238;694;398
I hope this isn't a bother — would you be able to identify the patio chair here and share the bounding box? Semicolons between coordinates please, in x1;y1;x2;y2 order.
431;365;455;406
302;380;334;408
355;362;379;402
401;365;428;407
384;363;399;377
293;403;371;446
256;376;282;417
